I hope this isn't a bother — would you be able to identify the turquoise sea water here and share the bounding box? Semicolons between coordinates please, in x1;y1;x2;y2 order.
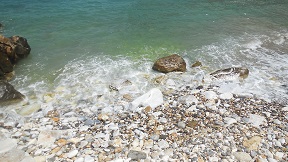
1;0;288;110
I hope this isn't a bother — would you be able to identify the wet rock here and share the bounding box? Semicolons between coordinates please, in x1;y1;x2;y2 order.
0;35;31;64
191;61;202;67
130;88;163;110
210;67;249;80
18;103;41;116
0;81;25;105
152;54;186;73
127;150;147;160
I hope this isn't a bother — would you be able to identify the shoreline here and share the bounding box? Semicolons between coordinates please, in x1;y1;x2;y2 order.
0;73;287;161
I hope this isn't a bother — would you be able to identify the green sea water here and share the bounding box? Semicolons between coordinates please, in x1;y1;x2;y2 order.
0;0;288;108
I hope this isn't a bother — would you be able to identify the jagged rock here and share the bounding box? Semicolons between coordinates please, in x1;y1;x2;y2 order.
0;81;25;105
0;35;31;64
0;51;14;80
152;54;186;73
130;88;163;111
0;35;31;80
210;67;249;80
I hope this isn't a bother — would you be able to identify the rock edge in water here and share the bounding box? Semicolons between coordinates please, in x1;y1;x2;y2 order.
0;34;30;105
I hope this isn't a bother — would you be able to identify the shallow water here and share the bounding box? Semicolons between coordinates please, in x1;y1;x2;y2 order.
0;0;288;111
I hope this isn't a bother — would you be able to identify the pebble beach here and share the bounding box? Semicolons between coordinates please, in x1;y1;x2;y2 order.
0;70;287;162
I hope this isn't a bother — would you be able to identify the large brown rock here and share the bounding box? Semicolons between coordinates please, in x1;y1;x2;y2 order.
0;81;25;105
0;35;31;64
0;35;30;81
152;54;186;73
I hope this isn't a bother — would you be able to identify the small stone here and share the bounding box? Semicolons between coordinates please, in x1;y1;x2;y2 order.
223;117;237;126
267;158;277;162
247;114;266;127
219;92;233;100
127;150;147;160
144;106;152;113
55;138;67;146
158;140;169;149
75;157;84;162
275;152;284;160
144;139;153;149
84;155;94;162
191;61;202;67
282;106;288;111
67;150;78;158
273;119;281;125
177;121;186;128
203;91;217;100
243;136;262;151
150;134;159;141
159;117;167;123
187;120;198;128
233;152;252;162
34;156;46;162
97;114;109;121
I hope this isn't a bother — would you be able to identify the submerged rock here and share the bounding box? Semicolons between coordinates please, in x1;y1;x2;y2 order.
191;61;202;67
152;54;186;73
210;67;249;80
0;81;25;105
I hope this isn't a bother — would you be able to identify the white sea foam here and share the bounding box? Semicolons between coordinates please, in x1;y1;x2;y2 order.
3;31;288;119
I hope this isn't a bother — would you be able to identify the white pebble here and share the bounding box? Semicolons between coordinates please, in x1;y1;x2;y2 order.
75;157;84;162
158;140;169;149
67;150;78;158
84;155;94;162
275;152;284;159
177;121;186;128
273;119;281;125
267;158;277;162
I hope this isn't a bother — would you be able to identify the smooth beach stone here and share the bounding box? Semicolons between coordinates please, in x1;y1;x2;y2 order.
130;88;163;111
158;140;169;149
219;92;233;100
203;91;218;100
127;150;147;160
152;54;186;73
0;138;17;154
223;117;237;126
247;114;266;127
67;150;78;158
243;136;262;151
18;103;41;116
178;95;198;105
37;130;62;147
233;152;252;162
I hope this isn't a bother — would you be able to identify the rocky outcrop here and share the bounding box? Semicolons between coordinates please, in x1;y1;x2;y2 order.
0;35;30;105
210;67;249;80
0;81;25;105
0;35;31;64
152;54;186;73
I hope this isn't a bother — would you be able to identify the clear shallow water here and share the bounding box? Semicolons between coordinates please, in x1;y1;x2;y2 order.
0;0;288;111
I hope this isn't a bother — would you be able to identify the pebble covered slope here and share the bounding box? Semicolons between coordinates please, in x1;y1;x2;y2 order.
0;75;287;162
